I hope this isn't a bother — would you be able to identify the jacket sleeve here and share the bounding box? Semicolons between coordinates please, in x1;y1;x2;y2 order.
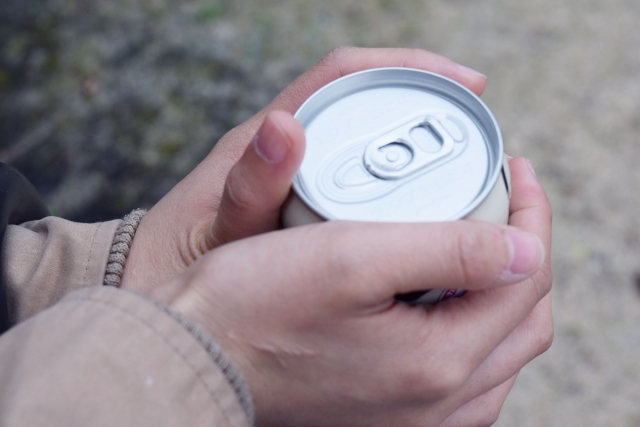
0;286;253;427
1;216;121;324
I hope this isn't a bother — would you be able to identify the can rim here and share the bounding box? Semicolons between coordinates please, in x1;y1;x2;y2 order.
292;67;504;222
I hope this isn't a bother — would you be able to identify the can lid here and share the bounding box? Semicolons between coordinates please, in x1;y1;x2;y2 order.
293;68;503;222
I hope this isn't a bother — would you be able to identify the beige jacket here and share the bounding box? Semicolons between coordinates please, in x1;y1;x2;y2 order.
0;217;253;427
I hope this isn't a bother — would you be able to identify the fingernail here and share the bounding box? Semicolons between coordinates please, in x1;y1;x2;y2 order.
526;159;537;178
457;64;486;80
504;229;545;278
505;154;513;161
254;132;289;164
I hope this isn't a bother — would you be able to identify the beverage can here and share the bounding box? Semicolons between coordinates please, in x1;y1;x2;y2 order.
282;68;510;304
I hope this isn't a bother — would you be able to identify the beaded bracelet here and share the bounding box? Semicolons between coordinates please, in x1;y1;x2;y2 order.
103;209;147;287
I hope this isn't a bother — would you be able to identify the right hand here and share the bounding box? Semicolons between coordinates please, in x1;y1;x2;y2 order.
150;157;553;427
120;47;487;295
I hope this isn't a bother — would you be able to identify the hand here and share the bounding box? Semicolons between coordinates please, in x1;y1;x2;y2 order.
150;157;553;427
439;157;553;426
120;47;488;293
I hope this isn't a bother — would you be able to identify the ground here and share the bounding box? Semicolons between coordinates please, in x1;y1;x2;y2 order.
2;0;640;425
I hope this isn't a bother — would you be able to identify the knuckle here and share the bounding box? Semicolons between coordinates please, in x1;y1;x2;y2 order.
425;364;468;400
532;197;553;230
520;297;554;360
319;46;357;71
477;406;502;427
398;358;469;400
537;323;555;356
533;312;555;357
532;266;553;301
438;394;504;427
324;46;355;62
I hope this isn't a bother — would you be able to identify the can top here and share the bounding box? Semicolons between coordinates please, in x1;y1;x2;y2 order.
293;67;503;222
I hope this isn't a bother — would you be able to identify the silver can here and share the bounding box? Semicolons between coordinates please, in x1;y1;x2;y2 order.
282;68;510;304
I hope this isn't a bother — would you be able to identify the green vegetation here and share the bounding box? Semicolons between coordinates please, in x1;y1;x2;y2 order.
196;4;224;22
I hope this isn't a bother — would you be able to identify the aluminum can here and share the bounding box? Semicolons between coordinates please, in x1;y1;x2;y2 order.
282;68;510;304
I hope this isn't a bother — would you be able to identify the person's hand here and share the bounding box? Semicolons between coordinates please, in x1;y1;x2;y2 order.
120;47;488;293
438;157;552;426
149;157;553;427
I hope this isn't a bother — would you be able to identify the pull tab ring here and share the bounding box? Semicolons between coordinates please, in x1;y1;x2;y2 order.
363;116;455;180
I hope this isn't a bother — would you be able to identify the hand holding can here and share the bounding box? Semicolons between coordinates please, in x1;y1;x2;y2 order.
281;68;511;303
154;156;550;427
131;47;552;426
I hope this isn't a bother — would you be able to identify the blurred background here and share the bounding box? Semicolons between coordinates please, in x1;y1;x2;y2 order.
2;0;640;424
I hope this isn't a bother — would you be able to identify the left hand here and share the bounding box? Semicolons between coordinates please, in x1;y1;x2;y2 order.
120;47;488;293
148;156;553;427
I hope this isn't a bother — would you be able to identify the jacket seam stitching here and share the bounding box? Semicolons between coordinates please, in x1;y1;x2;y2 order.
60;295;241;427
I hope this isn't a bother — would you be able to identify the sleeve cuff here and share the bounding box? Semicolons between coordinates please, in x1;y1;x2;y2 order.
0;286;253;427
2;217;122;324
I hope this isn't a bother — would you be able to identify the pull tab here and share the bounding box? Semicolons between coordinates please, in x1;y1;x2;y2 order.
315;112;468;204
363;116;455;180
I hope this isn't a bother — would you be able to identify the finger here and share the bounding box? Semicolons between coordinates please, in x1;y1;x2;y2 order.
190;48;487;227
508;157;553;291
202;217;543;316
438;374;518;427
211;47;487;167
203;111;305;250
199;156;545;301
176;47;488;236
399;158;551;398
433;293;552;422
269;47;487;112
456;293;552;403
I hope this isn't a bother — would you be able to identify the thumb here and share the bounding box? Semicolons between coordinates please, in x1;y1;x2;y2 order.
204;110;305;249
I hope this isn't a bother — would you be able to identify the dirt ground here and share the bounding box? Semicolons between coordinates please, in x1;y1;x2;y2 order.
2;0;640;425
